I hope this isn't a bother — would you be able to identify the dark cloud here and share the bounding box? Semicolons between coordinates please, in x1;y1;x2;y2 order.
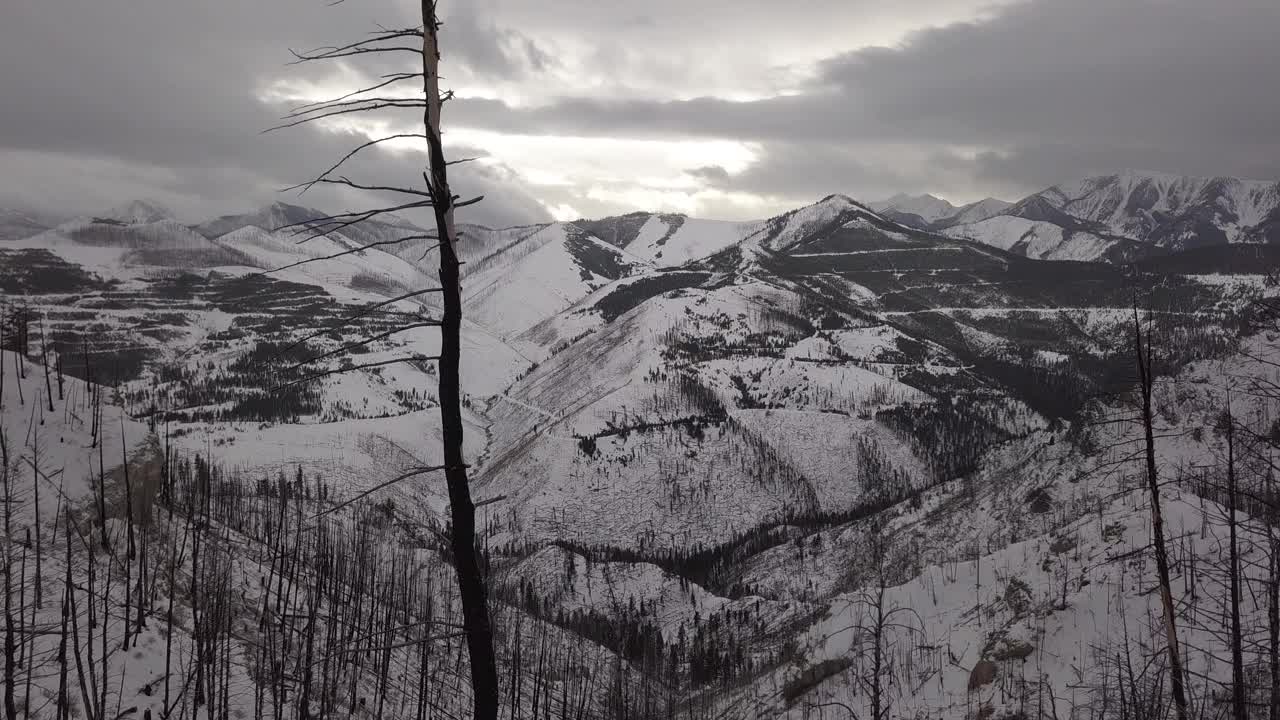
446;0;1280;199
0;0;550;226
443;2;559;80
1;0;1277;222
715;143;925;201
685;166;731;185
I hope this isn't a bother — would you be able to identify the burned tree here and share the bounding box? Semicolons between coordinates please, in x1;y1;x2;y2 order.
271;2;498;716
1132;307;1190;720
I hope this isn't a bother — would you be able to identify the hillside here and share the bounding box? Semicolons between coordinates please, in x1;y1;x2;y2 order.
2;190;1278;718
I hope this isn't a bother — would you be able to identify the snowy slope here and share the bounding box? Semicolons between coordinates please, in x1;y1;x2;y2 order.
212;224;436;296
0;350;150;522
1036;170;1280;245
463;222;646;339
621;214;764;267
942;215;1116;261
729;330;1280;719
935;197;1013;228
8;218;250;278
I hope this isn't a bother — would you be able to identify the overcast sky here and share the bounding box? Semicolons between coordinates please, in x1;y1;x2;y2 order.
2;0;1278;227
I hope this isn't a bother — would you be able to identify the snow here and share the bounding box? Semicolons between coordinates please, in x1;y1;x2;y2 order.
1042;171;1280;245
623;215;762;267
169;406;487;519
463;222;641;339
942;197;1013;226
943;215;1115;261
933;170;1279;259
695;356;928;416
1189;273;1270;288
702;328;1280;719
0;350;151;523
6;191;1278;718
761;195;865;252
512;545;731;640
212;224;435;296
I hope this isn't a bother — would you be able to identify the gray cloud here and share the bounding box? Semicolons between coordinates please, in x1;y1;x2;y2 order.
443;2;559;81
0;0;550;226
446;0;1280;201
685;166;731;185
2;0;1277;223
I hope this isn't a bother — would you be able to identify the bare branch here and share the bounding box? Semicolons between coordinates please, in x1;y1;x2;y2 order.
287;29;423;65
284;133;427;194
305;177;434;199
312;463;467;520
289;73;423;114
283;96;430;120
281;200;435;244
266;101;428;132
254;234;440;276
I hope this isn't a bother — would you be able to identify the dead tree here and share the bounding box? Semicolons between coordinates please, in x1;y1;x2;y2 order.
1270;467;1280;720
1222;398;1247;720
3;406;15;720
420;4;500;715
272;2;498;716
1132;307;1190;720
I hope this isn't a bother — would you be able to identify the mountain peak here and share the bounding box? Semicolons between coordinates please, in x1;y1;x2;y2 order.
869;192;958;223
816;193;858;208
1111;168;1184;183
99;199;174;224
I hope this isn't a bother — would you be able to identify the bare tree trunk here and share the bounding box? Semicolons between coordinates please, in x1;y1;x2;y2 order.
1271;530;1280;720
40;314;53;413
872;576;885;720
1224;400;1246;720
121;418;135;650
32;420;42;607
1;347;15;720
3;452;15;720
421;3;499;718
1133;309;1189;720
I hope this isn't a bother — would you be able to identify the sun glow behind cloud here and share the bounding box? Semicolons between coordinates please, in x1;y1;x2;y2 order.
250;0;1019;222
446;129;769;217
257;75;780;218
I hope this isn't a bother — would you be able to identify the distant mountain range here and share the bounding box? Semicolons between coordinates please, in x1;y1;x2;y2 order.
3;169;1276;266
869;193;1013;229
873;170;1280;262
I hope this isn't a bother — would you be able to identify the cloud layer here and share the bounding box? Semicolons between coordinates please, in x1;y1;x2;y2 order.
2;0;1277;224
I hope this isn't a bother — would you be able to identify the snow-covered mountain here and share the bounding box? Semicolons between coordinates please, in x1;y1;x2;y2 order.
943;170;1280;261
869;193;1012;231
1035;170;1280;245
462;221;647;338
98;198;176;224
576;211;764;267
935;196;1013;227
869;193;959;225
3;187;1278;719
